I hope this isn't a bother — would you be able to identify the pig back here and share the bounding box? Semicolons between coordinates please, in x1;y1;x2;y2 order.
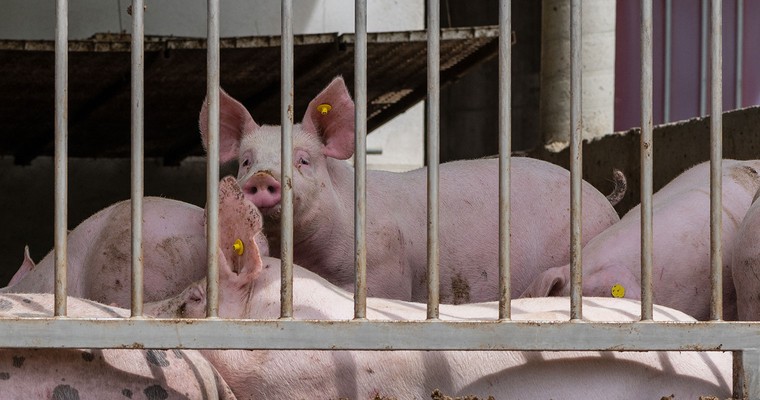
2;197;208;308
373;157;619;303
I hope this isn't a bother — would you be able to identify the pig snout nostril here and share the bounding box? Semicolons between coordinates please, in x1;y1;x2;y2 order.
251;187;258;194
268;186;276;193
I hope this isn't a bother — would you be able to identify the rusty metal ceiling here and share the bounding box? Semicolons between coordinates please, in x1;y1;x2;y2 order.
0;26;500;164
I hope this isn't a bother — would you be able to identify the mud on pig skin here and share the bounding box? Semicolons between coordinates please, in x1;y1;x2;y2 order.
144;174;730;400
521;159;760;321
199;75;623;303
0;294;235;400
2;183;268;308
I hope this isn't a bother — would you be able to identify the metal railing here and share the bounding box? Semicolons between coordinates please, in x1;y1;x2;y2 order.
2;0;758;398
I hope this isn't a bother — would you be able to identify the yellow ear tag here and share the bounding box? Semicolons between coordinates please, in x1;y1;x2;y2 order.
611;284;625;298
317;103;332;115
233;239;244;256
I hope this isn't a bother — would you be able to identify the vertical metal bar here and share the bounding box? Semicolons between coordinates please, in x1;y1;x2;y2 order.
354;0;368;320
736;0;744;109
709;0;723;321
734;350;760;399
130;0;145;317
569;0;582;321
640;0;654;321
280;0;295;320
663;0;672;122
205;0;220;319
498;0;511;321
700;0;708;116
53;0;68;317
426;0;441;320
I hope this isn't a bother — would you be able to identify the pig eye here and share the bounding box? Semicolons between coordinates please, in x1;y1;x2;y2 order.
298;157;309;166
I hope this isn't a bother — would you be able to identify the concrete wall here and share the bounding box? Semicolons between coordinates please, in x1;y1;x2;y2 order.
531;106;760;216
539;0;616;151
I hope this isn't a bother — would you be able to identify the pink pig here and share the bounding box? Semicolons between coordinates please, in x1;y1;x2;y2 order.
199;76;622;303
144;179;731;400
2;194;268;308
731;188;760;320
0;294;235;399
522;159;760;320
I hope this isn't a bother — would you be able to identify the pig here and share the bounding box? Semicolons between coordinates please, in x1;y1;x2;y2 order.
144;179;731;400
731;189;760;320
521;159;760;321
199;76;623;303
0;294;235;399
1;195;269;308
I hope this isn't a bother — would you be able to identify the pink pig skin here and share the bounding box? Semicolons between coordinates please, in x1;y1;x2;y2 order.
522;159;760;321
0;294;235;400
144;180;731;400
732;188;760;320
199;76;621;303
2;194;269;308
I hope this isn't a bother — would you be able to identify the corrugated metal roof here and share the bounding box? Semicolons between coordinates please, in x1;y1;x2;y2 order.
0;26;500;164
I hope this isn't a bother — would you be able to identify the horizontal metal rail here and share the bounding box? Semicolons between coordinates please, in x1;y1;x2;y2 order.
0;318;758;351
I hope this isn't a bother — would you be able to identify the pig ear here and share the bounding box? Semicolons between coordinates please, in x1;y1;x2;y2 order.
217;176;264;284
8;245;35;287
218;236;263;289
519;266;568;297
199;88;260;164
301;76;355;160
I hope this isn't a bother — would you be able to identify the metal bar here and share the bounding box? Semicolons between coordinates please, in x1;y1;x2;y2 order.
640;0;654;321
354;0;368;320
709;0;723;321
205;0;221;319
3;318;760;351
736;0;744;109
53;0;68;318
280;0;295;319
426;0;441;320
734;350;760;399
700;0;708;116
663;0;672;122
498;0;511;321
569;0;583;320
130;0;145;318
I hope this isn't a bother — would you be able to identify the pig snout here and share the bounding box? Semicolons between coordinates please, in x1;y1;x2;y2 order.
243;172;282;210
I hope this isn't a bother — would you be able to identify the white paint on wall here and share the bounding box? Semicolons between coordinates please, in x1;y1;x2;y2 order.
0;0;423;39
352;102;425;172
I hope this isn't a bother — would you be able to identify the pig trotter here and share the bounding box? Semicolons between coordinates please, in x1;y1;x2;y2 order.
606;169;627;206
